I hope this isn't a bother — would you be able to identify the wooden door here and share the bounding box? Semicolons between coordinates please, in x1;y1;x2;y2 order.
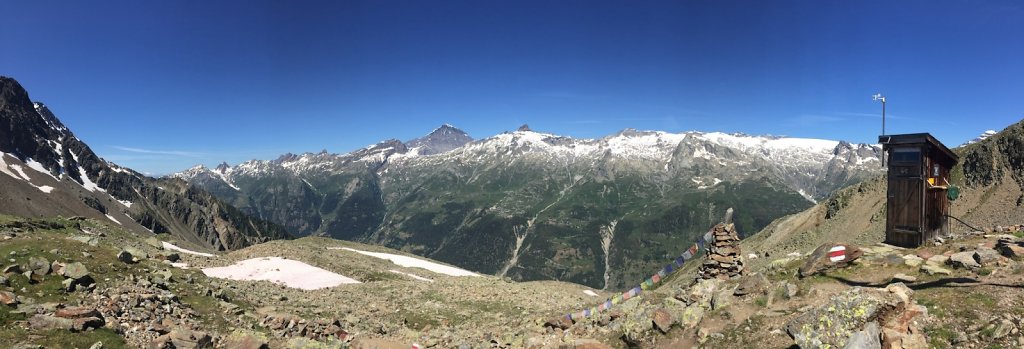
888;166;922;232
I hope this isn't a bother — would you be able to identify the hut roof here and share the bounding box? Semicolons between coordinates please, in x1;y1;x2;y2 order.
878;133;958;167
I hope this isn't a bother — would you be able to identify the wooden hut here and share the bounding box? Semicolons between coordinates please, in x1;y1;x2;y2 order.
878;133;959;247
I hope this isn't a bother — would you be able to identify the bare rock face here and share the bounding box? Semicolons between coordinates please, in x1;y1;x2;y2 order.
798;243;863;278
785;283;927;349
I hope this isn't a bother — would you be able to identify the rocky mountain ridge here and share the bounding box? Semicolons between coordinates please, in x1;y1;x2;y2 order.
0;76;290;251
172;118;883;289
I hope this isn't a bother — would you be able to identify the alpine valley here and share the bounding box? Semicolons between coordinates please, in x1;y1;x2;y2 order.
172;122;884;289
6;74;1024;349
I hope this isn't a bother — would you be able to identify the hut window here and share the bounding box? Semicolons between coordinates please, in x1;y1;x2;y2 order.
932;163;940;177
891;147;921;163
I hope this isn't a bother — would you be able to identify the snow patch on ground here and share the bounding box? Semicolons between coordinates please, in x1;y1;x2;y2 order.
105;214;121;225
797;189;817;204
331;247;479;277
169;262;190;269
583;290;599;297
389;269;434;282
78;167;105;192
10;164;31;181
24;158;58;181
202;257;360;290
116;199;133;208
0;154;22;180
162;241;216;257
37;185;54;193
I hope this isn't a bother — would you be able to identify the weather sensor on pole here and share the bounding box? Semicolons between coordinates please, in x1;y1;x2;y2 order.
873;93;886;136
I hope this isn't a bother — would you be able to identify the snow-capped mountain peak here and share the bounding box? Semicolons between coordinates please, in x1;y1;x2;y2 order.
961;130;998;147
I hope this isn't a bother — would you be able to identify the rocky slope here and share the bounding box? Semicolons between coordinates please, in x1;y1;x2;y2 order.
4;210;1023;348
174;125;882;289
0;76;290;251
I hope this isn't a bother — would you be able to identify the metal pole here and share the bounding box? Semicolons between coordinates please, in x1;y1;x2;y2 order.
881;97;886;167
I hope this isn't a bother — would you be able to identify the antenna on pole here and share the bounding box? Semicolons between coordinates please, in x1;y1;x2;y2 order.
873;93;886;167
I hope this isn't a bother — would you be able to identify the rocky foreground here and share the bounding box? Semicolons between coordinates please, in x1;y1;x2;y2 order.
2;213;1024;348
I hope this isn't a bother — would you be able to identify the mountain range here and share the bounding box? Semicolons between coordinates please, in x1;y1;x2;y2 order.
172;120;884;288
0;76;290;251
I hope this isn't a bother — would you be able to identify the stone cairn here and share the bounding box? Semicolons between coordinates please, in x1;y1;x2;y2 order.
697;222;745;280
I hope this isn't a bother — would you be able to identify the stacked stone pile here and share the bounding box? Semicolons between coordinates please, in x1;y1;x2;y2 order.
697;223;744;280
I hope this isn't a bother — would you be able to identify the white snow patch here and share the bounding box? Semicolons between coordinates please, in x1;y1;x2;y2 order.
9;164;31;181
37;185;54;193
389;269;434;282
116;199;134;208
162;241;217;258
797;189;817;204
169;262;190;269
105;214;121;225
692;146;714;160
24;158;58;181
0;154;23;180
79;171;104;192
331;247;479;277
202;257;359;290
583;290;599;297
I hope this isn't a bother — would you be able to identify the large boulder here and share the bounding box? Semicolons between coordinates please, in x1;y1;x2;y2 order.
28;257;50;276
62;262;90;280
28;315;74;331
947;251;981;269
785;283;926;348
651;308;675;334
975;247;1002;266
799;243;863;278
117;247;148;264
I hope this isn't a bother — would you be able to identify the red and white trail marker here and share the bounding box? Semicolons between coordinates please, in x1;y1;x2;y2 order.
828;246;847;263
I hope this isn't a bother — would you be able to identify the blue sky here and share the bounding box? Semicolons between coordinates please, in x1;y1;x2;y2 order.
4;0;1022;175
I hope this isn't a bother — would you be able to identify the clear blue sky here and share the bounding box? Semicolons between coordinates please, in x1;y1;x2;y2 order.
4;0;1022;175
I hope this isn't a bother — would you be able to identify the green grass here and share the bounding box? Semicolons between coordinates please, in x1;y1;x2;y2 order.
925;324;956;348
753;295;769;308
0;325;127;349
